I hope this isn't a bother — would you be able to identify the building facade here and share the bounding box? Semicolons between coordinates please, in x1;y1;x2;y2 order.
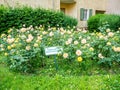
106;0;120;15
1;0;119;28
60;0;107;27
0;0;60;9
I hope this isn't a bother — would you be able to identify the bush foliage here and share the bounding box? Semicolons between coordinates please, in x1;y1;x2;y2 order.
87;14;105;32
0;6;77;33
88;14;120;32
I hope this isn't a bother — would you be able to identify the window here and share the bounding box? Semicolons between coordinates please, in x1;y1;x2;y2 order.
83;9;88;20
60;8;65;14
96;10;105;14
80;8;92;21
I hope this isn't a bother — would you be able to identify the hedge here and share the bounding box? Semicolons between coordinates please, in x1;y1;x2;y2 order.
100;14;120;31
87;14;105;32
87;14;120;32
0;6;78;33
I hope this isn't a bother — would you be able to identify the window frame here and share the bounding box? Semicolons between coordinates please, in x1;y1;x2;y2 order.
80;8;92;21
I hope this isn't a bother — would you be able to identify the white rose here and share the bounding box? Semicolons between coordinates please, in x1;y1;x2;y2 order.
63;53;68;58
49;32;54;36
76;50;82;56
98;53;104;59
26;46;31;50
74;41;78;45
81;39;86;44
108;32;114;37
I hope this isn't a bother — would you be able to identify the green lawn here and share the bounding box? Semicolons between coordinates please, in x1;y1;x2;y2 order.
0;55;120;90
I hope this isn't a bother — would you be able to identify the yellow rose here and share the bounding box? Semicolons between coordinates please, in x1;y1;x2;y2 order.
52;27;56;30
119;27;120;30
113;46;120;52
26;46;31;51
11;44;16;48
107;42;111;46
15;39;18;43
89;47;94;51
4;53;8;56
112;46;115;49
7;46;11;50
1;34;6;38
106;28;110;32
97;32;102;36
34;43;38;47
8;29;12;33
77;57;83;62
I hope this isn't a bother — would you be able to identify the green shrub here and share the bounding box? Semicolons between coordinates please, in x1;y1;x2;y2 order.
63;15;78;29
100;14;120;31
88;14;120;32
87;14;105;32
0;5;10;33
0;6;77;33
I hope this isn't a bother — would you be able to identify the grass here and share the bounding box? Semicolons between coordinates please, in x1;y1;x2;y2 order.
0;55;120;90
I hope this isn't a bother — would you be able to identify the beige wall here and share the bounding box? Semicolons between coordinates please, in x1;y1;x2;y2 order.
0;0;4;5
78;0;106;11
0;0;60;10
54;0;60;10
106;0;120;14
60;3;77;18
77;0;107;27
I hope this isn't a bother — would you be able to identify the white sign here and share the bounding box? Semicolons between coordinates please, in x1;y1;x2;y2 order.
45;46;63;56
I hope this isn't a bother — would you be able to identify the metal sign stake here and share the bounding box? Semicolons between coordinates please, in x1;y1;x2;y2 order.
54;55;58;70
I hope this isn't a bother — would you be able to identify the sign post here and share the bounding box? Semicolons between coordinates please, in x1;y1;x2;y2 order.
54;55;58;70
44;46;63;70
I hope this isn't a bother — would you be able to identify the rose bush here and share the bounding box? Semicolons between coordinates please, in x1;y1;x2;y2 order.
0;26;120;73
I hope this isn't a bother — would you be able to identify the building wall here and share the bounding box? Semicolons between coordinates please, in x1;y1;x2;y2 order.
76;0;107;28
54;0;60;10
0;0;4;5
106;0;120;14
0;0;60;10
60;3;77;18
60;0;107;28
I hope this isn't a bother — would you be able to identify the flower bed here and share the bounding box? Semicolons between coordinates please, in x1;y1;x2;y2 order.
0;26;120;73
